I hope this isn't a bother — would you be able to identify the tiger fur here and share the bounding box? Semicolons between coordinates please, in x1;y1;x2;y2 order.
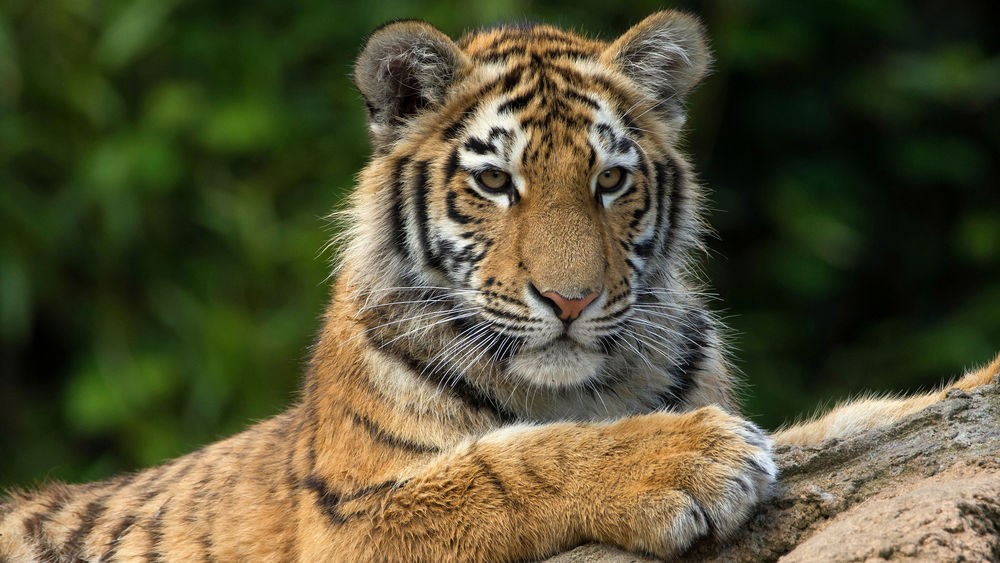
2;11;998;562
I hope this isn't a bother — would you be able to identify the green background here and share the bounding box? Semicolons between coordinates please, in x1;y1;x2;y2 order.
1;0;998;488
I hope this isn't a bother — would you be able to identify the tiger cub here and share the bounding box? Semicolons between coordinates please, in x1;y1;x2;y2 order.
2;11;998;562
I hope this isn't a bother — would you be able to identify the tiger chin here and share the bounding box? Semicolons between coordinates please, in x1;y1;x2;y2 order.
3;11;998;563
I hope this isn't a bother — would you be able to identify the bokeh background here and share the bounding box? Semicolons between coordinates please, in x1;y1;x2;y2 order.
2;0;998;487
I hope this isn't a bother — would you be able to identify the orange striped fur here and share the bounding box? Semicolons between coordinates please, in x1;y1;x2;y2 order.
2;12;995;562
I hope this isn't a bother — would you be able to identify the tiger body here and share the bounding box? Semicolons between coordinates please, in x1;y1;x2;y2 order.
3;12;998;562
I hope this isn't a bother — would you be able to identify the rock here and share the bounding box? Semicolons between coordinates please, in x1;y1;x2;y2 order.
546;379;1000;562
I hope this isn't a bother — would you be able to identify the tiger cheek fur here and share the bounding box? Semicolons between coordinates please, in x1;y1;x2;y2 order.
3;10;995;563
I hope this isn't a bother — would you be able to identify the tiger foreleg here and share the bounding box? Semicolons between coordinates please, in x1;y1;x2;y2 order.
309;406;775;561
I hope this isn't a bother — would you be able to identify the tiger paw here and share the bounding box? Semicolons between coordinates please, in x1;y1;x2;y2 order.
597;406;777;558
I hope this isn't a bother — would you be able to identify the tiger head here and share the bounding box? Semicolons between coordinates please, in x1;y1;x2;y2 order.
343;12;719;406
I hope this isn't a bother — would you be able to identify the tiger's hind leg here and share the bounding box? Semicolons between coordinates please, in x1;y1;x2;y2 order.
774;352;1000;446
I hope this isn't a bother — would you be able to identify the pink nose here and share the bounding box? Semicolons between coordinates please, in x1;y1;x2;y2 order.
540;290;600;322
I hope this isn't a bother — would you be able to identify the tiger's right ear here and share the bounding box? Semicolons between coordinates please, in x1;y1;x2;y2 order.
354;20;468;150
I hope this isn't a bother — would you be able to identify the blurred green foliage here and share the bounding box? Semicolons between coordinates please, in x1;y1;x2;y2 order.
1;0;998;488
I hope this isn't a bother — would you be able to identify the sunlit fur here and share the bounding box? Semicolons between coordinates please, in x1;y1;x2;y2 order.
2;12;997;562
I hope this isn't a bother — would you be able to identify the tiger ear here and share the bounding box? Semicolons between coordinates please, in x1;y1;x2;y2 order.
354;20;468;150
602;11;712;124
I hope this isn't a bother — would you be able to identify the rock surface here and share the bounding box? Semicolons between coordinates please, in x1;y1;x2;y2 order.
547;376;1000;562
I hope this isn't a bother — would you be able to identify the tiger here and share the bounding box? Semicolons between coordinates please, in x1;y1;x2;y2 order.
2;10;998;562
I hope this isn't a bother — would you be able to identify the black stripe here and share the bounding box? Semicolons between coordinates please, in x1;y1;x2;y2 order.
441;100;481;140
564;89;600;110
379;339;518;423
303;475;346;525
61;494;111;559
536;46;593;59
474;455;516;506
520;458;561;494
477;47;527;62
501;66;525;92
498;91;533;114
590;75;632;102
633;162;670;262
635;153;650;177
99;514;137;562
21;487;75;561
482;306;535;323
464;137;495;155
594;123;634;155
454;241;489;269
188;465;217;560
621;112;643;137
144;500;168;563
477;45;594;63
446;190;481;225
303;475;407;527
389;156;412;251
461;186;491;203
349;409;441;454
660;159;684;258
652;160;672;237
693;501;717;537
444;148;461;184
482;290;528;308
97;458;179;562
657;309;712;408
197;529;215;561
629;178;655;259
588;304;632;324
22;512;63;562
132;457;180;505
37;487;72;522
411;160;445;274
487;126;513;150
619;185;641;215
342;478;407;502
488;29;580;46
604;289;631;309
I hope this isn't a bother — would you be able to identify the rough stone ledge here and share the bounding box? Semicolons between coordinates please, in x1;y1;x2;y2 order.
546;376;1000;562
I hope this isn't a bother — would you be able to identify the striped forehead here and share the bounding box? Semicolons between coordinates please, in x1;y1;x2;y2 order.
456;84;639;171
457;96;530;170
460;25;603;60
588;101;641;169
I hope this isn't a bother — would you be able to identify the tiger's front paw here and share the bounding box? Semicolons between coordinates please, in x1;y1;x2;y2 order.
601;406;776;558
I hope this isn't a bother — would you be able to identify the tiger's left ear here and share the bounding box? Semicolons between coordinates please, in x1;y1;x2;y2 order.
602;11;712;124
354;20;469;151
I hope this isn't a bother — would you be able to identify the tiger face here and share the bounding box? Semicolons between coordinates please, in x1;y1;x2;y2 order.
349;13;714;399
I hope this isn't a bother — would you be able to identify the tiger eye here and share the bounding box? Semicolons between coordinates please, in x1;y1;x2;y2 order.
477;169;511;192
597;167;624;191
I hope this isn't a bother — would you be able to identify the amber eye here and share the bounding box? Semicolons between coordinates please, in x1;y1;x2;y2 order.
596;166;625;193
476;169;512;193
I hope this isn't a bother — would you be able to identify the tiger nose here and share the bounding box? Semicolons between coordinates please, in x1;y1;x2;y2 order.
538;289;600;322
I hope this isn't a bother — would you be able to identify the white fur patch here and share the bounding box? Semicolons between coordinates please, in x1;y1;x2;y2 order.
506;339;607;388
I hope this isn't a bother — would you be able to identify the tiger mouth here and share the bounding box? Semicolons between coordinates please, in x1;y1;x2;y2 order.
532;332;603;355
505;335;608;388
540;334;581;349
